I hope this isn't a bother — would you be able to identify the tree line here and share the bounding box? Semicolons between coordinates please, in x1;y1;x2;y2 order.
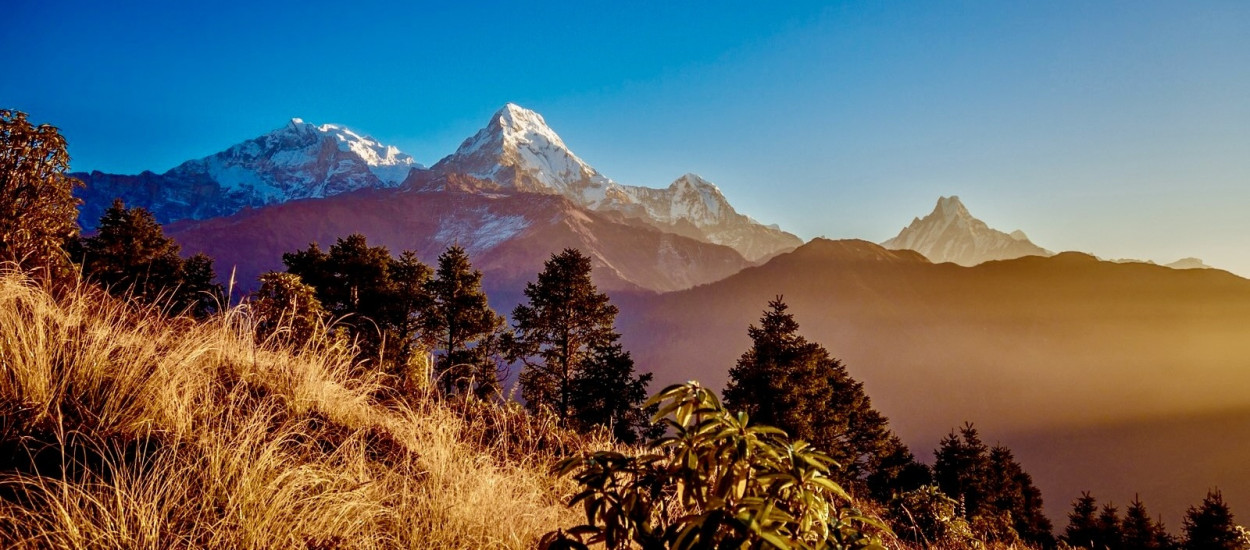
4;108;1247;550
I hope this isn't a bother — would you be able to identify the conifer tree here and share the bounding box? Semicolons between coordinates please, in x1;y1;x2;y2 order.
182;252;225;318
933;424;1053;546
568;341;659;444
80;199;220;316
1096;502;1124;550
724;297;922;494
1122;495;1176;550
866;434;934;502
82;199;184;300
1183;490;1241;550
988;445;1054;546
422;245;503;397
506;248;651;439
933;423;991;517
390;250;435;369
0;109;82;279
284;234;432;371
1066;492;1102;549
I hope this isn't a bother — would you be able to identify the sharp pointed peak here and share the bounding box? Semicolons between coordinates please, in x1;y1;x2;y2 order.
934;195;971;218
490;102;550;128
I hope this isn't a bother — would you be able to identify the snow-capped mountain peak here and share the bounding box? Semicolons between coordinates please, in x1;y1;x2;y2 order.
434;103;614;201
77;105;800;261
74;118;428;229
882;196;1051;266
493;103;569;150
426;106;800;260
276;119;422;183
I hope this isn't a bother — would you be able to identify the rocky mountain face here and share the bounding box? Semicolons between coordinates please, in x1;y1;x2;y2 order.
881;196;1051;266
73;119;421;229
415;104;801;260
76;104;799;261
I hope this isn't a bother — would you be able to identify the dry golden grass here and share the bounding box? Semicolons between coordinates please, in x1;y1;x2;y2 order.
0;270;605;549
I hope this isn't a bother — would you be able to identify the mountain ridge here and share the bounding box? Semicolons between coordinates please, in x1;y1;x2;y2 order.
419;104;801;260
74;103;800;261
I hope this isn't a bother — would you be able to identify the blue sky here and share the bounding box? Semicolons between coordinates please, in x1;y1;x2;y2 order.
5;1;1249;274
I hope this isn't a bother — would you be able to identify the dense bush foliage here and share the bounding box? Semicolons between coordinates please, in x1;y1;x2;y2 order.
0;109;81;279
541;382;887;550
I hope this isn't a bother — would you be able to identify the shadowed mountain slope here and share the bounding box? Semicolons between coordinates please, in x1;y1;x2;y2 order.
166;184;751;298
616;238;1250;523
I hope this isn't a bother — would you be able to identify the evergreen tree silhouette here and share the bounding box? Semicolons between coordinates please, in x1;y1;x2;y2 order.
934;423;991;518
1122;495;1177;550
1066;492;1102;549
81;199;220;317
284;234;432;372
506;248;650;439
934;424;1053;546
1096;502;1123;550
422;245;503;397
725;296;925;495
1183;489;1240;550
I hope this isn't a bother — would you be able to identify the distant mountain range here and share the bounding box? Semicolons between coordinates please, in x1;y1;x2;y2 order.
881;195;1214;270
74;104;800;265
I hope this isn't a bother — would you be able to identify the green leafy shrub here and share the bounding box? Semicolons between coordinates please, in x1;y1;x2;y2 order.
540;382;887;549
887;485;976;548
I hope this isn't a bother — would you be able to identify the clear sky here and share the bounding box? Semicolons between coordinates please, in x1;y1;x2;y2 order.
5;1;1249;275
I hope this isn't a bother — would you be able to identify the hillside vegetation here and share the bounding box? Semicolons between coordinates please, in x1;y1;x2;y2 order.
0;270;593;548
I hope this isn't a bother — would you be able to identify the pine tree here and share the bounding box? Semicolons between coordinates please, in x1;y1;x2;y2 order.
506;248;650;438
1096;502;1123;550
0;109;82;279
987;445;1054;546
1122;495;1176;550
724;297;918;493
933;423;991;518
933;425;1053;546
1066;492;1102;549
252;271;328;347
82;199;184;301
182;252;225;318
422;245;503;397
568;341;659;444
866;435;933;502
80;199;219;316
284;234;432;371
1183;490;1241;550
389;250;434;370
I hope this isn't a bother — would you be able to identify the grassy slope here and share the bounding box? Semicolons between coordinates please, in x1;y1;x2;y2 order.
0;271;590;549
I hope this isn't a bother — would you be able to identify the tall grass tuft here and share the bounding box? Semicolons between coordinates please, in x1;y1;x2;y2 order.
0;270;601;549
